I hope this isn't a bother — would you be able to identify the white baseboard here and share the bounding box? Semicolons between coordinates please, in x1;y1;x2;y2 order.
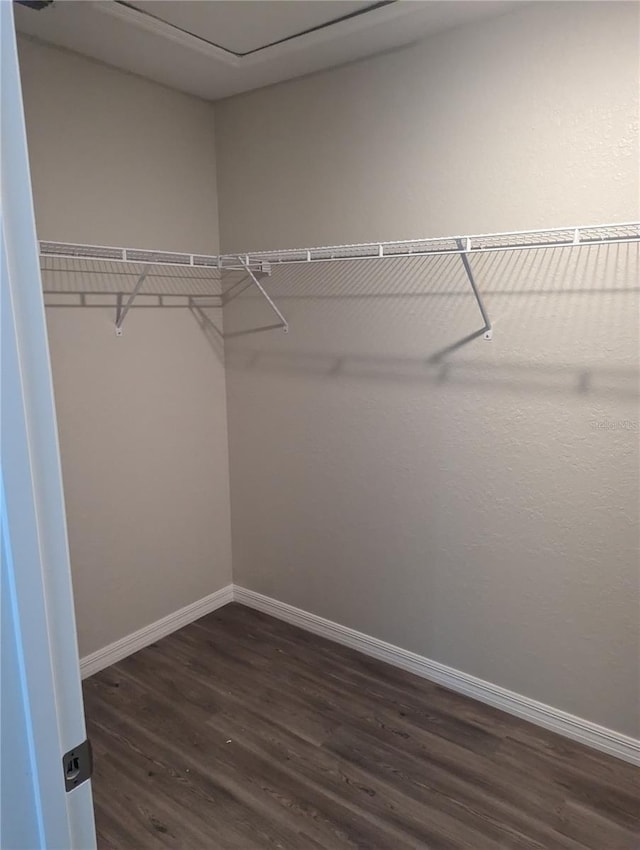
233;585;640;767
80;584;234;679
80;582;639;766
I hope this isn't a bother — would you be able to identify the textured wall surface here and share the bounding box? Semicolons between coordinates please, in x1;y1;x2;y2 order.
216;2;640;735
18;37;230;656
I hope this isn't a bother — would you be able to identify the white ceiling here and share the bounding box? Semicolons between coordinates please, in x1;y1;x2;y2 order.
131;1;376;54
15;1;519;101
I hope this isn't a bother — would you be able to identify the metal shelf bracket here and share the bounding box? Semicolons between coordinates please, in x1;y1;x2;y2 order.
237;256;289;333
455;239;492;341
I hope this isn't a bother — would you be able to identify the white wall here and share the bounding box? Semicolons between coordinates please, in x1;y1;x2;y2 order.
18;36;231;657
216;2;640;736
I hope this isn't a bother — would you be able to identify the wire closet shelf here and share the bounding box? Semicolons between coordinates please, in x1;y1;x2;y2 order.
39;221;640;336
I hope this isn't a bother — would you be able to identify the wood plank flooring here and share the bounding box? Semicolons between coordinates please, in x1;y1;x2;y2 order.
83;603;640;849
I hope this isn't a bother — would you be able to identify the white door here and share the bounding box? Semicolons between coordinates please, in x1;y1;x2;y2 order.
1;3;97;847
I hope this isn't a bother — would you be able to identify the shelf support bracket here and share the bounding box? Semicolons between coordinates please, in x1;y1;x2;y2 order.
115;265;150;336
237;257;288;333
456;239;492;340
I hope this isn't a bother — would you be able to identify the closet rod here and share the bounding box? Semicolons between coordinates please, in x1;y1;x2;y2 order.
218;221;640;269
39;240;222;271
39;222;639;272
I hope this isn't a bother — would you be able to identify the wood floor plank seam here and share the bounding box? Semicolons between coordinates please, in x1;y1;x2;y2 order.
84;603;640;850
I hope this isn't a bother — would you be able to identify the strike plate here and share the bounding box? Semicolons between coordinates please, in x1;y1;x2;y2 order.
62;739;93;792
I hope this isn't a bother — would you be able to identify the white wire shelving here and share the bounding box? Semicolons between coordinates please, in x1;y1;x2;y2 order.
219;221;640;267
39;221;640;336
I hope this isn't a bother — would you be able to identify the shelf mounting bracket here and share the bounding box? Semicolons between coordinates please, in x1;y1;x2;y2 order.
456;239;492;340
237;257;288;333
115;265;150;336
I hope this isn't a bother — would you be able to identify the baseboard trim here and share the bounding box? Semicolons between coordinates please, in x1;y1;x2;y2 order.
233;586;640;767
79;582;639;766
80;584;234;679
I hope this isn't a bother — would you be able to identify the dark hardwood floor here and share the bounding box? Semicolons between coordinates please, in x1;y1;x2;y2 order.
83;603;640;849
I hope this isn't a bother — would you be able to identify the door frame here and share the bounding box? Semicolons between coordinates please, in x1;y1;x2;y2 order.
1;3;96;846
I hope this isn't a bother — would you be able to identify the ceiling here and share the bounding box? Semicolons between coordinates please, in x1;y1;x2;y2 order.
129;1;381;55
15;1;518;101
